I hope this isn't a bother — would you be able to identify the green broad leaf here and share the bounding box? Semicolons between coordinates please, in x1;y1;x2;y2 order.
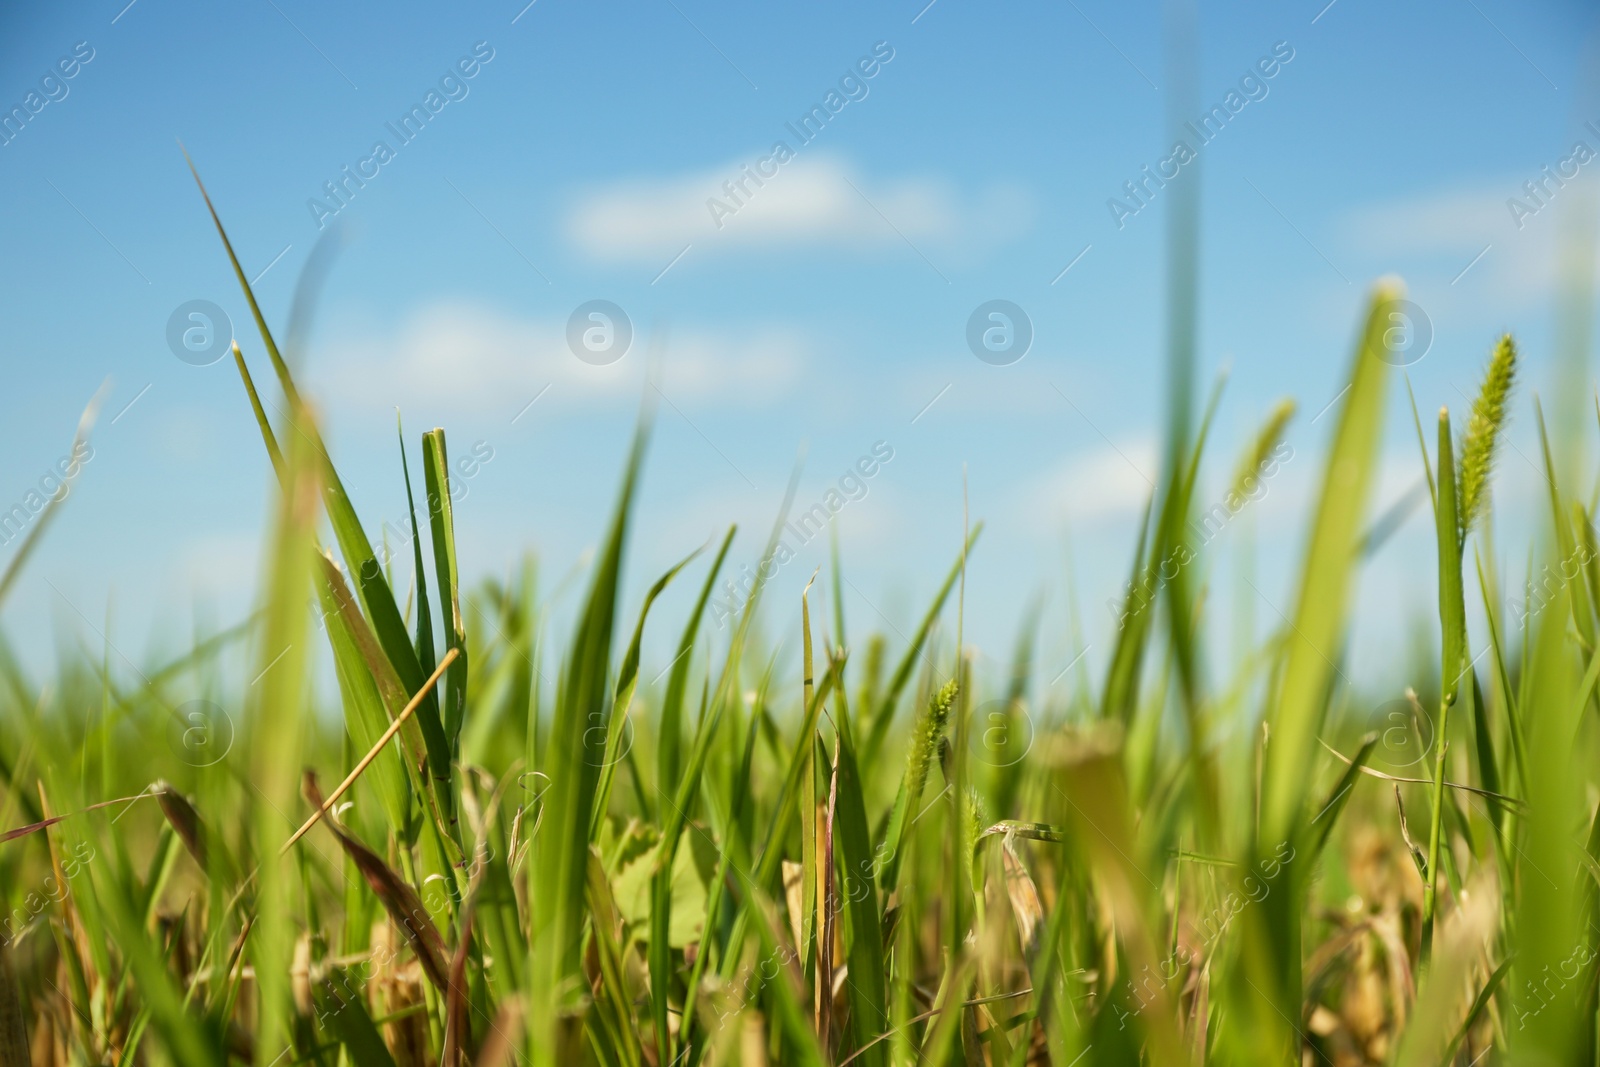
612;836;709;946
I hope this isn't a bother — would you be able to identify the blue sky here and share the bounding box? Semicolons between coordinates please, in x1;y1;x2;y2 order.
1;0;1597;700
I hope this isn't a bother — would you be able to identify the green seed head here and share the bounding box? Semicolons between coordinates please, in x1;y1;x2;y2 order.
904;679;959;802
1457;334;1517;543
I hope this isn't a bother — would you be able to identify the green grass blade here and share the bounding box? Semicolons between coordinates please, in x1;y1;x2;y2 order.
659;527;735;798
422;430;468;754
189;160;455;834
862;524;982;765
313;969;400;1067
1422;406;1465;963
828;668;889;1067
1308;732;1377;862
249;403;319;1066
591;543;703;837
530;411;649;1064
1229;281;1397;1061
398;416;438;682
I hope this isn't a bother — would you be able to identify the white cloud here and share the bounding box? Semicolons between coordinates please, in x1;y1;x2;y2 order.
1345;186;1509;253
179;531;262;599
1022;439;1159;528
1340;173;1600;311
311;300;806;413
566;154;1031;262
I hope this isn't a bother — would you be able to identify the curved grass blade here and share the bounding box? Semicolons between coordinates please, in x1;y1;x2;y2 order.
659;528;735;798
1308;732;1377;861
188;156;456;834
591;541;706;837
304;773;451;992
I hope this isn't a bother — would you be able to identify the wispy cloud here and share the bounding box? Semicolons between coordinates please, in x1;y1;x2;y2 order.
1340;175;1598;311
311;300;806;412
566;154;1030;262
1022;438;1160;527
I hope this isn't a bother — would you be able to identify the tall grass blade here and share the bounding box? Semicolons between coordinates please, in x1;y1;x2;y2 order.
1227;282;1397;1061
423;429;468;753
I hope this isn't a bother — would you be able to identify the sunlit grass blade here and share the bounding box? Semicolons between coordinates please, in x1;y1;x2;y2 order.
248;399;319;1067
530;408;649;1065
1423;405;1465;962
189;159;456;834
422;429;468;754
1227;281;1397;1061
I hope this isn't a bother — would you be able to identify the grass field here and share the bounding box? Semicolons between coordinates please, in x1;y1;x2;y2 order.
0;172;1591;1067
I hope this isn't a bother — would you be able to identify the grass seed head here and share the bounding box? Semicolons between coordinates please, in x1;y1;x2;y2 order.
905;679;959;801
1457;334;1517;542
